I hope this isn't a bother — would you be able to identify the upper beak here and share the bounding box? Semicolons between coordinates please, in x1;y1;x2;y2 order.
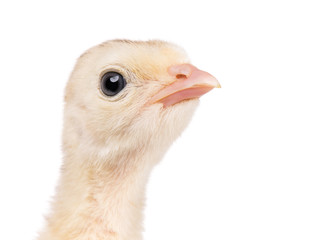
149;64;220;107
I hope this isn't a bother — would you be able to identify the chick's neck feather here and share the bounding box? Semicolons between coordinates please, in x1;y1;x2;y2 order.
40;134;167;240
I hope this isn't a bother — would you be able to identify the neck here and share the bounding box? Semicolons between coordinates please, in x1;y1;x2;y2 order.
39;144;163;240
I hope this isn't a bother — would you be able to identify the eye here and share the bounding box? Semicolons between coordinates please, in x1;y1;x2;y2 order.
100;72;127;96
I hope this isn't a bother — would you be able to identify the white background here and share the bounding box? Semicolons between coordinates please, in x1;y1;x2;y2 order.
0;1;317;240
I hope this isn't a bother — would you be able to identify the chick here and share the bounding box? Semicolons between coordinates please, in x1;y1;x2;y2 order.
37;40;220;240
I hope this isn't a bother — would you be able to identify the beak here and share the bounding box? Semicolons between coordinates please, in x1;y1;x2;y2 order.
149;64;220;107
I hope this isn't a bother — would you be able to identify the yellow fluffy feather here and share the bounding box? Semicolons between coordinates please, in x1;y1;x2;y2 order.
37;40;219;240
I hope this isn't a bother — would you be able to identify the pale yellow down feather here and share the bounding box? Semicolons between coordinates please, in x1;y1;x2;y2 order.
38;40;202;240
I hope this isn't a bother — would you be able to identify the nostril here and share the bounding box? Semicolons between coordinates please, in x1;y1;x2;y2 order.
176;74;187;79
168;64;195;79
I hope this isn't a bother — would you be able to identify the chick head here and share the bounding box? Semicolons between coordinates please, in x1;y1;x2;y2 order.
63;40;219;164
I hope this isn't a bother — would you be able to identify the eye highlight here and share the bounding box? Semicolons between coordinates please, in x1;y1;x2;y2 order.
101;72;127;96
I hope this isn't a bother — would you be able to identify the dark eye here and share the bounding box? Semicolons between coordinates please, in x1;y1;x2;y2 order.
100;72;126;96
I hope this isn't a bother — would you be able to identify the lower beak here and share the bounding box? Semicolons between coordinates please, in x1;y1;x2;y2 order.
149;64;220;107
